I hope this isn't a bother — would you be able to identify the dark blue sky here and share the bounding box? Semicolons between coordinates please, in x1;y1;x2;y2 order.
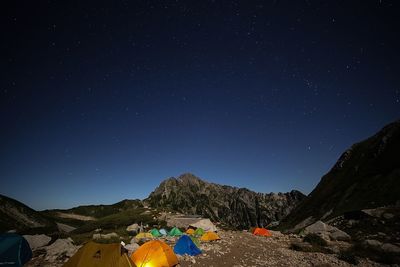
1;1;399;210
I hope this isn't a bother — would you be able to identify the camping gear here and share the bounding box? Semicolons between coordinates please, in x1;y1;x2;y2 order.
185;229;195;235
131;240;178;267
174;235;201;256
168;227;183;236
189;219;217;232
252;227;271;237
150;229;161;237
0;233;32;267
200;232;220;242
135;232;153;240
159;229;168;236
193;228;205;237
189;236;200;247
63;241;134;267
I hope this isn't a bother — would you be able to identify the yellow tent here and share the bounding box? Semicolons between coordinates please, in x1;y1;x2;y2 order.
200;232;221;242
135;232;153;240
185;229;195;235
63;241;135;267
131;240;178;267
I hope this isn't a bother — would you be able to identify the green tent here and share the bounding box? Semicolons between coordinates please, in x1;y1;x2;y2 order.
150;229;161;237
0;233;32;267
168;227;183;236
193;228;205;236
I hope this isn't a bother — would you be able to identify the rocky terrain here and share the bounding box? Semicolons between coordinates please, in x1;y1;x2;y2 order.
146;173;305;229
281;120;400;231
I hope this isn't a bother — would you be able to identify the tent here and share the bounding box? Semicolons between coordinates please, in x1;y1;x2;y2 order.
252;227;271;237
185;229;195;235
174;235;201;256
193;228;205;237
150;229;161;237
63;241;134;267
200;232;220;242
168;227;183;236
190;219;217;232
0;233;32;267
135;232;153;240
189;236;200;247
131;240;178;267
159;229;168;236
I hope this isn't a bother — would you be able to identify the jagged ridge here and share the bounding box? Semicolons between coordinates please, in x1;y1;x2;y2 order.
146;173;305;229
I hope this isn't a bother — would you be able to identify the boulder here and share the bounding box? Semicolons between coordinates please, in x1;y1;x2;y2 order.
304;221;351;241
382;243;400;254
23;234;51;250
364;239;383;248
92;232;118;240
45;238;79;262
126;223;139;232
124;243;140;256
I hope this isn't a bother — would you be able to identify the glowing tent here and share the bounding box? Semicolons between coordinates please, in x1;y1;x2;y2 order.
252;227;271;237
159;229;168;236
185;229;195;235
200;232;220;242
150;229;161;237
135;232;153;240
193;228;205;237
63;241;134;267
131;240;178;267
168;227;183;236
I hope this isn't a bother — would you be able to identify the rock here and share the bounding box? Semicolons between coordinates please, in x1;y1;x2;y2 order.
304;221;351;241
383;213;394;220
382;243;400;254
364;239;382;248
124;243;139;256
45;238;79;262
92;232;118;240
126;223;139;232
269;230;284;237
23;234;51;250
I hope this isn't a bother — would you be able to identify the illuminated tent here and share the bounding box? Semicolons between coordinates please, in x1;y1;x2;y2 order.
63;241;134;267
131;240;178;267
252;227;271;237
0;233;32;267
168;227;183;236
159;229;168;236
173;235;201;256
193;228;205;237
200;232;220;242
150;229;161;237
135;232;153;240
185;229;195;235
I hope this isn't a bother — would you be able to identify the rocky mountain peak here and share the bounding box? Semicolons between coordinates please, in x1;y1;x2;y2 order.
146;173;306;229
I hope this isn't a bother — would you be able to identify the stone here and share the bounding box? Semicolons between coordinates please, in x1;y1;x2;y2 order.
92;232;118;240
304;220;351;241
23;234;51;250
382;243;400;254
364;239;382;248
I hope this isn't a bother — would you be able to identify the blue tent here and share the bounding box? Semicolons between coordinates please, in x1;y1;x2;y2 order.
173;235;201;256
159;229;168;236
0;233;32;267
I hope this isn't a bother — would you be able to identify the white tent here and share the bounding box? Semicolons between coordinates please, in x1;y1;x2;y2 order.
189;219;217;232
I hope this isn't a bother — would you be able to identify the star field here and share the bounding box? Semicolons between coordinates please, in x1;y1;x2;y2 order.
0;1;399;209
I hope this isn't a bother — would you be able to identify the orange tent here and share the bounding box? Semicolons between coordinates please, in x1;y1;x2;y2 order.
252;227;271;237
185;229;195;235
131;240;178;267
200;232;220;242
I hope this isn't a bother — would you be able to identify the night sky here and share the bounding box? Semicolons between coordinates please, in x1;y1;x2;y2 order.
1;1;399;210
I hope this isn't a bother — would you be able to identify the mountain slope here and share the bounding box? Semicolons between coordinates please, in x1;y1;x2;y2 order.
281;120;400;230
146;173;305;229
0;194;56;233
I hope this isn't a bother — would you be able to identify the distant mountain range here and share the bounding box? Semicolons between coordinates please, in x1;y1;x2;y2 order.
2;119;399;233
280;120;400;230
145;173;305;229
